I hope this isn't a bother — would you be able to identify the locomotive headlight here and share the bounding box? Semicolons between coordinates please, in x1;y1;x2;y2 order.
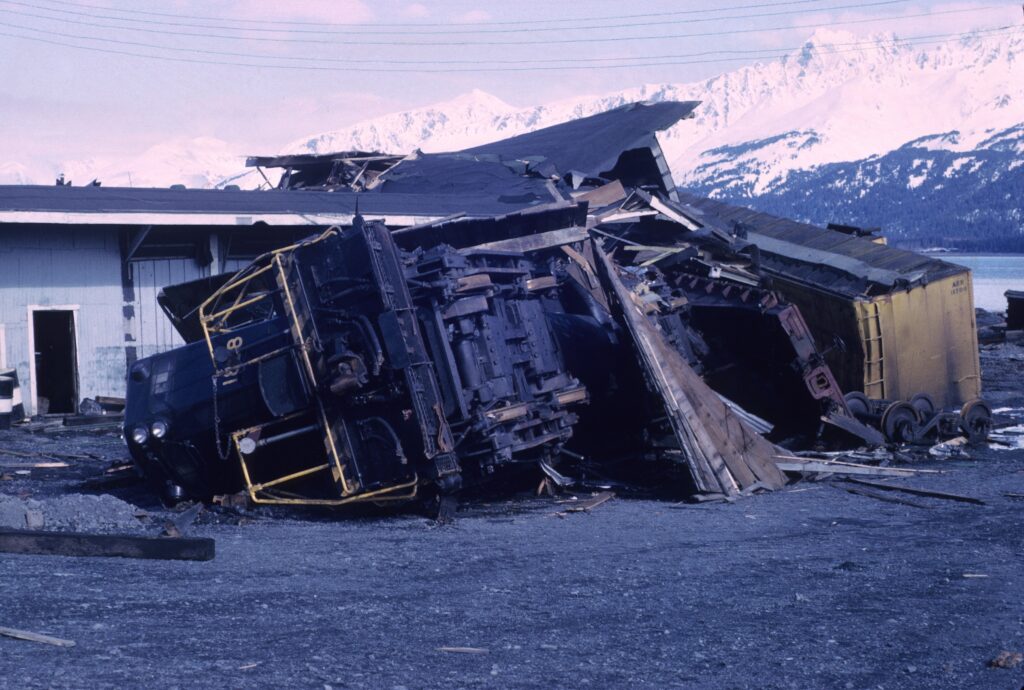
130;426;149;445
150;420;168;440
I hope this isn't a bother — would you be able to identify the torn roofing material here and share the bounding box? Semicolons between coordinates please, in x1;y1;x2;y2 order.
248;101;699;199
244;151;397;169
674;192;966;298
461;101;698;200
365;153;562;204
0;185;559;226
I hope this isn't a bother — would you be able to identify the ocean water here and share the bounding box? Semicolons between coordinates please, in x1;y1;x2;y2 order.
938;254;1024;312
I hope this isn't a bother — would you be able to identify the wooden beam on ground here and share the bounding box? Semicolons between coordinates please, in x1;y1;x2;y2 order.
844;478;986;505
564;491;615;513
839;485;931;509
0;626;75;647
775;458;936;477
0;529;214;561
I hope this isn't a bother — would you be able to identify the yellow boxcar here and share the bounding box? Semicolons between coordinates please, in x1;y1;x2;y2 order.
676;194;981;409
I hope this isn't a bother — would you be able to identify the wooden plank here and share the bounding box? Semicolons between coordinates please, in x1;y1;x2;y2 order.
0;529;215;561
472;226;588;253
840;485;931;509
776;460;923;477
564;491;615;513
0;626;75;648
844;478;986;505
593;244;784;495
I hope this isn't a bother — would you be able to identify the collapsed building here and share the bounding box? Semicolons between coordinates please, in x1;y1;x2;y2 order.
116;101;989;510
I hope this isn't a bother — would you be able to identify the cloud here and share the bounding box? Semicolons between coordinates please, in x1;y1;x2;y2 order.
401;3;430;19
226;0;375;24
454;9;492;24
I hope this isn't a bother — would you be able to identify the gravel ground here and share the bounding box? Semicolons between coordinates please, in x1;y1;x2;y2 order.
1;341;1022;689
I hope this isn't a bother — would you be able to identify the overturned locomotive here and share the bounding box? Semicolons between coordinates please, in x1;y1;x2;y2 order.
125;218;590;507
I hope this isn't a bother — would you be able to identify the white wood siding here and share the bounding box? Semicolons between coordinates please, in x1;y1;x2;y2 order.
130;259;212;358
0;228;124;412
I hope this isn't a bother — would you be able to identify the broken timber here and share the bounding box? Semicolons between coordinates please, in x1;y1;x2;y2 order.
775;458;938;478
0;626;75;648
0;528;215;561
843;477;986;505
840;485;932;509
594;242;785;496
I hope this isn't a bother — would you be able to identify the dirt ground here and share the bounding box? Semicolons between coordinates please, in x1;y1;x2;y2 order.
1;336;1023;689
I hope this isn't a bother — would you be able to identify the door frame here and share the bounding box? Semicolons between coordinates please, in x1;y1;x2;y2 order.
26;305;80;416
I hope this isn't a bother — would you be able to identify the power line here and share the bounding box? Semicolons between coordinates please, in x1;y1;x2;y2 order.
0;24;1016;73
0;3;997;47
28;0;834;29
0;0;909;37
0;16;1013;67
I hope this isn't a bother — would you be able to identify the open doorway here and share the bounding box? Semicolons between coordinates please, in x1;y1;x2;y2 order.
32;310;79;414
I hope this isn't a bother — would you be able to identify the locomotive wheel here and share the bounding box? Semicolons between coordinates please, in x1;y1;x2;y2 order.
844;391;872;419
959;399;993;444
881;401;921;444
909;393;936;422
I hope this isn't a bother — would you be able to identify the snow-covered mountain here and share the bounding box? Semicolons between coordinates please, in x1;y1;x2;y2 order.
1;136;255;189
285;27;1023;194
686;123;1024;250
7;25;1022;248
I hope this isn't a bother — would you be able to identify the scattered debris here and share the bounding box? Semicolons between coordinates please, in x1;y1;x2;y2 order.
987;650;1023;669
212;492;251;511
989;424;1024;451
161;502;203;538
929;436;969;458
0;626;75;648
437;647;489;654
561;491;615;514
76;464;141;492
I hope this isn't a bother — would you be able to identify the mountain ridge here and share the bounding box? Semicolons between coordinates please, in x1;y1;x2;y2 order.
4;26;1021;248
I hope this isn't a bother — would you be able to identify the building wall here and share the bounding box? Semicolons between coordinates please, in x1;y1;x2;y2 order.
130;257;249;359
0;226;125;413
0;226;247;414
131;259;210;359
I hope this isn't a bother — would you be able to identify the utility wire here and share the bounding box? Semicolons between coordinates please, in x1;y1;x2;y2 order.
0;2;975;46
28;0;835;29
0;0;908;35
0;17;1013;67
0;24;1016;73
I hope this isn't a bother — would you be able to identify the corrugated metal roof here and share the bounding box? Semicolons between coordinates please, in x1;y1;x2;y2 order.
0;185;553;226
675;192;966;297
464;101;697;173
